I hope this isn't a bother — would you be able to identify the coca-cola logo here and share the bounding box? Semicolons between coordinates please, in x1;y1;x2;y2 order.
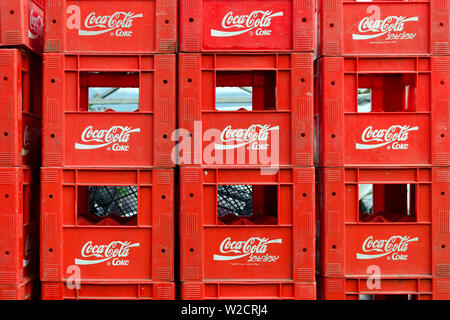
211;10;283;37
28;9;44;40
66;5;143;37
352;15;418;41
215;124;279;151
356;235;418;261
355;125;418;150
75;125;140;152
213;237;282;263
75;241;140;266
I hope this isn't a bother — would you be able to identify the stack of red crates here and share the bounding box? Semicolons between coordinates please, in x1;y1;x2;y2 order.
0;0;44;300
178;0;316;299
40;0;177;299
315;0;449;299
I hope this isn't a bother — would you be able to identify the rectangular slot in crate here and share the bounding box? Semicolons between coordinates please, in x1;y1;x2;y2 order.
319;277;449;300
44;0;177;53
180;167;315;287
315;56;449;167
40;168;174;283
0;167;40;286
178;53;314;168
217;184;278;225
0;49;42;167
317;0;449;56
42;53;176;168
318;167;450;278
0;0;44;53
179;0;315;52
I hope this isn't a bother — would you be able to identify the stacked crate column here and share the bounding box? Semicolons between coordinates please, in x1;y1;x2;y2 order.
40;50;176;298
0;48;42;299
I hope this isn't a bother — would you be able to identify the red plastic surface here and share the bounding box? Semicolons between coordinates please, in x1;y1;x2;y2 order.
0;167;39;286
41;281;175;300
320;277;450;300
315;56;449;167
182;281;316;300
318;167;449;279
0;0;44;53
179;0;314;52
178;53;314;168
318;0;449;56
0;276;35;300
42;53;176;168
40;168;174;286
0;49;42;167
45;0;177;53
180;167;315;299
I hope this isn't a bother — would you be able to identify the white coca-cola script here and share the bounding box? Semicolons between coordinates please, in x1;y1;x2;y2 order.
79;11;142;37
213;237;282;263
215;124;279;151
75;126;140;152
75;241;140;266
356;235;418;261
211;10;283;37
352;15;418;41
355;125;418;150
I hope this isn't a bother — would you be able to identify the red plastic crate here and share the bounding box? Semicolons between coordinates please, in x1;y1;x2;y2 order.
179;0;314;52
41;281;175;300
42;53;176;168
315;56;449;167
0;167;39;286
320;277;450;300
0;0;44;54
317;0;449;57
178;53;313;168
182;281;316;300
40;168;174;289
0;49;42;167
0;276;36;300
318;167;449;279
180;167;315;299
44;0;177;53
